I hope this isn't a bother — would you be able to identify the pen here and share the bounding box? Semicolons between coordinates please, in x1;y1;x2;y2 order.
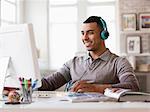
32;79;38;89
65;80;73;92
24;79;28;90
28;78;32;103
28;78;32;89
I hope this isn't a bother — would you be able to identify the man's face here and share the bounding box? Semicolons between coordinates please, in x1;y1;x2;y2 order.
81;22;102;51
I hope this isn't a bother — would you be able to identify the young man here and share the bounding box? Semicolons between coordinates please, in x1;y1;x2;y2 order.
39;16;139;93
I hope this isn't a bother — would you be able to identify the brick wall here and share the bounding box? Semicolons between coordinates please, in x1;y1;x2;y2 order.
118;0;150;92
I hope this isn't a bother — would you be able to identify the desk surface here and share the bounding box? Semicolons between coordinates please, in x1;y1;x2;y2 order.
0;98;150;112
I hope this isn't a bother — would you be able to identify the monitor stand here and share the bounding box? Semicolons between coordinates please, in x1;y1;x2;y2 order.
0;57;10;100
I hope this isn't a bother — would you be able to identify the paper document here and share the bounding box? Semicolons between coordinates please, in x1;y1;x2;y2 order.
60;92;116;103
0;57;10;100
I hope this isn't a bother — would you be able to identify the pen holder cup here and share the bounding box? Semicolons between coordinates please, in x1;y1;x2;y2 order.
21;86;32;104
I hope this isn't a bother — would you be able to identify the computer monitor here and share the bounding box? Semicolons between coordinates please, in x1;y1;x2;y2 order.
0;24;41;89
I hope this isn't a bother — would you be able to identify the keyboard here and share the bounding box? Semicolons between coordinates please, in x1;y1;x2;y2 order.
32;91;66;98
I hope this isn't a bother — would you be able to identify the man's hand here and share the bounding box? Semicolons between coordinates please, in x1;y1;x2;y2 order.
70;80;112;93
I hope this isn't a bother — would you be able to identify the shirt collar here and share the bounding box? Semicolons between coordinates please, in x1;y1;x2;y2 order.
84;48;112;61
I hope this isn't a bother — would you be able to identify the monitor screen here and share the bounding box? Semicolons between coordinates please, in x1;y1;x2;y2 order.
0;24;41;89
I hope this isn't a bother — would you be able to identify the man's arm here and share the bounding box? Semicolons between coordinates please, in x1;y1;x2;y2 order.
38;59;73;91
112;57;140;91
71;58;140;93
111;74;140;91
38;72;68;91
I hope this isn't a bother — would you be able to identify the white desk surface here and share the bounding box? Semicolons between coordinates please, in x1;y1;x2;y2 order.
0;98;150;112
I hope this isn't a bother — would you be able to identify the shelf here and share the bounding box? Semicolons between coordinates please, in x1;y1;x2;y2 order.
135;71;150;76
120;53;150;57
120;30;150;34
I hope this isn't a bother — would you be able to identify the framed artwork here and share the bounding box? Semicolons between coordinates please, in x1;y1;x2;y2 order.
127;36;140;54
122;13;136;31
139;13;150;30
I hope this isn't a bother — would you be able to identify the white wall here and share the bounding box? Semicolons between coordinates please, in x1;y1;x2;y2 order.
23;0;86;70
24;0;48;69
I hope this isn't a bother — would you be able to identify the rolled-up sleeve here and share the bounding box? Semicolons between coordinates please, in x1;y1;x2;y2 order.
112;57;140;91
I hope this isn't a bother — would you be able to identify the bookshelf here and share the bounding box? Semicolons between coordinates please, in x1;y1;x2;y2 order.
117;0;150;92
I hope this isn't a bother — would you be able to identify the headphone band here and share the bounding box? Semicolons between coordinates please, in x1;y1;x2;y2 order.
99;17;107;31
99;17;109;40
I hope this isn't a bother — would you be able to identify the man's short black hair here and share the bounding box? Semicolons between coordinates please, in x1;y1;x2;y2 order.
83;16;104;30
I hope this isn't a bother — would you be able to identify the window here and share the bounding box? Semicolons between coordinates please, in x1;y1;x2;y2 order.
0;0;17;25
50;0;77;5
49;1;77;69
88;0;115;2
87;5;116;53
49;0;116;70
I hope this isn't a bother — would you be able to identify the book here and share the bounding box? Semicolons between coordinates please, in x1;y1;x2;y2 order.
104;88;150;102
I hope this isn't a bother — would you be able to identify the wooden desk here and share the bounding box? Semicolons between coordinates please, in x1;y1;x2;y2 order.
0;98;150;112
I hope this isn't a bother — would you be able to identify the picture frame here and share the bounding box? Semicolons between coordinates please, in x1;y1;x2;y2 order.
127;36;140;54
122;13;136;31
139;13;150;30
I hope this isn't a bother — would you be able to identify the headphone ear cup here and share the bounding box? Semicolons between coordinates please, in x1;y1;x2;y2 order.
100;30;109;40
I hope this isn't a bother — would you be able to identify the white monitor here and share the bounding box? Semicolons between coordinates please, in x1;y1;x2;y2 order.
0;24;41;89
